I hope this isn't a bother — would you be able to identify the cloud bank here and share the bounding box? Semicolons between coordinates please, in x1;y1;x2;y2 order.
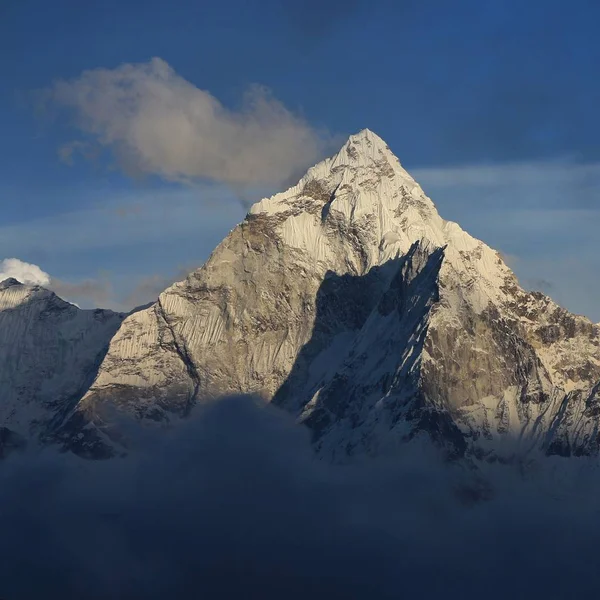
2;395;600;599
42;58;332;188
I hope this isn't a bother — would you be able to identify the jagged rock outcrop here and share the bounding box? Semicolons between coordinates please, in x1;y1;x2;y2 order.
3;130;600;461
0;278;124;448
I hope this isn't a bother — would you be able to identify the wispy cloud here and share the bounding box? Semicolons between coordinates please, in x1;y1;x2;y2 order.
50;276;114;308
413;160;600;190
40;58;334;190
0;185;246;310
0;185;245;256
413;159;600;321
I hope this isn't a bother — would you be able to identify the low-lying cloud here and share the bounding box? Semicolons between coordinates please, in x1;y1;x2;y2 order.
2;395;600;599
41;57;333;188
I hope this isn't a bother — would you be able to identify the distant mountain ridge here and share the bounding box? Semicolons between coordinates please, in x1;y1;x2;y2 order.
0;277;124;454
2;129;600;460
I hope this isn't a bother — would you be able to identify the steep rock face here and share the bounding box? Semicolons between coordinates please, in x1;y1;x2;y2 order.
57;129;600;459
0;278;124;447
274;241;450;461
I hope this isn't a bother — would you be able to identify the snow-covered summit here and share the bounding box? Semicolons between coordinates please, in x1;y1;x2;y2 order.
249;129;511;314
0;277;56;310
250;127;429;222
325;127;414;173
0;280;124;446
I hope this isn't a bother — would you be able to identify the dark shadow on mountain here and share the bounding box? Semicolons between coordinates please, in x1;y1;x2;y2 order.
43;313;126;440
272;241;465;458
273;257;403;410
43;327;123;434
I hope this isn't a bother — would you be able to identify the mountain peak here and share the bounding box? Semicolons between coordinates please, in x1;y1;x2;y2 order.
14;126;597;465
0;277;23;290
248;127;516;312
347;127;387;146
331;128;398;169
0;279;59;311
250;127;417;220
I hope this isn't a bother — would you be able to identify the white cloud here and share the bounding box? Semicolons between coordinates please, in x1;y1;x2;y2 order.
43;57;333;188
412;160;600;188
0;258;51;286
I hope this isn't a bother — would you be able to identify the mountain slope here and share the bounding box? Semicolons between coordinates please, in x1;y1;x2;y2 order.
0;278;124;451
25;130;600;459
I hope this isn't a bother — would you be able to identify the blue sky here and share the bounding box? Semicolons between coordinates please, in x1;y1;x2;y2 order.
0;0;599;319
